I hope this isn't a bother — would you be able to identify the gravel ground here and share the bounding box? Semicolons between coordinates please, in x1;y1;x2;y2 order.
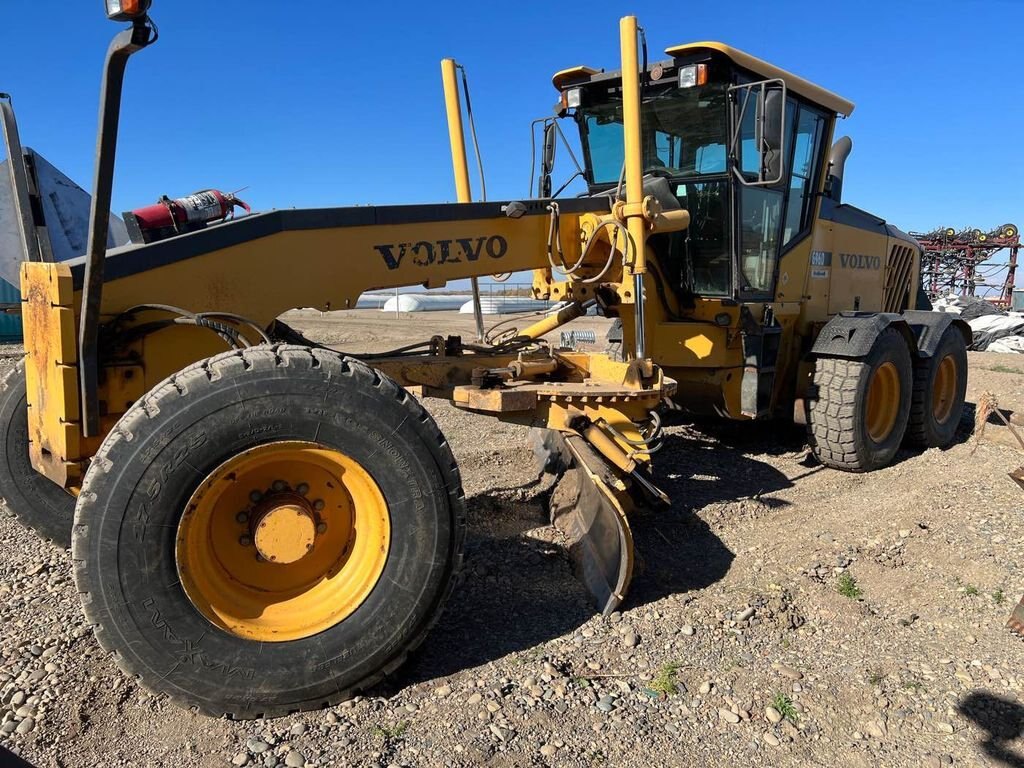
1;312;1023;767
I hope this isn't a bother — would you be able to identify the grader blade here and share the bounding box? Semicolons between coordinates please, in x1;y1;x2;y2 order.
545;432;635;616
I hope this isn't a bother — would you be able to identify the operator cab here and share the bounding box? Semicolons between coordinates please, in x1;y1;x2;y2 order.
551;43;854;308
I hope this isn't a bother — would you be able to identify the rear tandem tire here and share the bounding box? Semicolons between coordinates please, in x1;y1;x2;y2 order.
72;345;466;718
0;362;75;547
807;326;913;472
905;325;968;448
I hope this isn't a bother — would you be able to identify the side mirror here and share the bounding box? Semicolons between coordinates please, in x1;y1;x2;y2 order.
760;88;784;181
729;78;787;186
539;120;557;198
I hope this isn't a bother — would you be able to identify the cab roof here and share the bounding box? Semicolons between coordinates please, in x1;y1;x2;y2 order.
552;41;855;118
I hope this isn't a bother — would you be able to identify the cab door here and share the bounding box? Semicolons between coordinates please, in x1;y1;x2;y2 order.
733;93;829;303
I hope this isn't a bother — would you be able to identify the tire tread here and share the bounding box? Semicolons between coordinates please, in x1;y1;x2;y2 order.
806;326;913;473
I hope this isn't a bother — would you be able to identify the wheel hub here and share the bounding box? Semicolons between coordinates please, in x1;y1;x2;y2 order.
251;493;317;564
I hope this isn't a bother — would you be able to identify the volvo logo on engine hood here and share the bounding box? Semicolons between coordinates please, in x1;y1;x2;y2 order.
839;252;881;270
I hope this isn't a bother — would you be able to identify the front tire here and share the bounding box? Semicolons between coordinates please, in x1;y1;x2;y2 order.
72;345;465;718
807;327;913;472
0;362;75;547
905;326;968;447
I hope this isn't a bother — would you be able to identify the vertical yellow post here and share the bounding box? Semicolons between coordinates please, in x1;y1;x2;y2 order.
440;58;485;341
441;59;472;201
619;15;648;358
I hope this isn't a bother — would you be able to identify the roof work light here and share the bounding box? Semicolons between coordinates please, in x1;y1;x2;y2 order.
678;64;708;89
105;0;151;22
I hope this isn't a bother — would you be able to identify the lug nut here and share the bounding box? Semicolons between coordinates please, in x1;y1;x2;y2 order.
238;534;252;546
313;499;325;511
236;511;249;524
316;522;327;534
249;490;262;503
296;483;309;496
272;479;287;492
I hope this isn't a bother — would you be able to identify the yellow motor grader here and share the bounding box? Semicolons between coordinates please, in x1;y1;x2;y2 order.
0;1;967;717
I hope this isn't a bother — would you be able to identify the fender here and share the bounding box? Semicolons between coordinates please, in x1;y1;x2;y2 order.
810;311;916;360
900;310;972;358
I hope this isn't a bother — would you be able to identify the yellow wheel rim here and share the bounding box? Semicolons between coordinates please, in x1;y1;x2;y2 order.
176;440;390;642
865;361;900;442
932;354;958;425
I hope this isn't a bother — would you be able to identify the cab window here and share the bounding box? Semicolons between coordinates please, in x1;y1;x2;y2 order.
738;186;783;293
782;105;827;246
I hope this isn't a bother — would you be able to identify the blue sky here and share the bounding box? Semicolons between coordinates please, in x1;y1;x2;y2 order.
2;1;1021;238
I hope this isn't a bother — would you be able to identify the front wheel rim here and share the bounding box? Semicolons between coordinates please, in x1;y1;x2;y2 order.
176;440;390;642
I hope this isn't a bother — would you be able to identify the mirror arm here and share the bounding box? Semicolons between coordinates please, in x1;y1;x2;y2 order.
79;16;156;437
550;169;584;199
552;117;585;177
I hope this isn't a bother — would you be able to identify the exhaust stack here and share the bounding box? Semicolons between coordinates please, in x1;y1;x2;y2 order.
827;136;853;203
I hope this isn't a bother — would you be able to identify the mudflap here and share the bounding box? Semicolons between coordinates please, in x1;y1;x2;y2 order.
1009;594;1024;639
530;428;635;616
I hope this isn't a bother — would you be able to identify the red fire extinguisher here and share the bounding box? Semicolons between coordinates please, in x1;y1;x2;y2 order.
124;189;251;244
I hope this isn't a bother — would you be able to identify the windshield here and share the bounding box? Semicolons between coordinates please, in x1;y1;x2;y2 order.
579;80;728;185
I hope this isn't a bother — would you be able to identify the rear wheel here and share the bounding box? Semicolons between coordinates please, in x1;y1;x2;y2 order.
905;326;968;447
73;345;465;717
807;326;913;472
0;362;75;547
